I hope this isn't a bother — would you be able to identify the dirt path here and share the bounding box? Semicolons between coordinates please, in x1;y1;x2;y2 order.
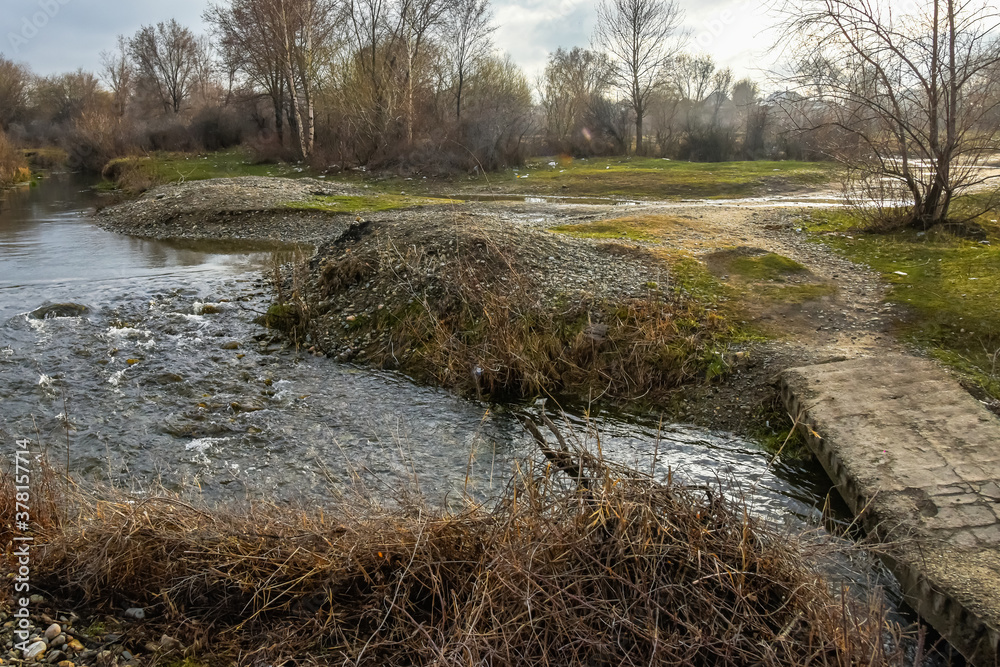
483;199;904;431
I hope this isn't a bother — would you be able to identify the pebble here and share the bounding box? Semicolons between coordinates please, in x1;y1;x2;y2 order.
44;624;61;641
22;641;47;660
49;635;66;649
46;650;67;663
122;608;145;621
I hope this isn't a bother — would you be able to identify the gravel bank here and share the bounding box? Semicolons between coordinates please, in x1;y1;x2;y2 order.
96;176;358;245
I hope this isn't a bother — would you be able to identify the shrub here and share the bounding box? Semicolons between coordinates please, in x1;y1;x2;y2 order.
0;130;30;186
22;147;69;169
190;106;245;151
101;156;163;194
64;110;137;173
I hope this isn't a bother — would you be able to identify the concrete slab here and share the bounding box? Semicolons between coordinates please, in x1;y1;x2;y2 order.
781;355;1000;666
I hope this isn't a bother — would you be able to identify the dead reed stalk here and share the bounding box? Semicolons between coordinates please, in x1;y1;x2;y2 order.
2;421;906;666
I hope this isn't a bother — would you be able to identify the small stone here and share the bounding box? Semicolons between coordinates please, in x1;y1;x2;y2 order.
49;635;66;649
29;594;45;605
158;634;183;652
44;624;61;641
67;639;84;652
123;608;145;621
46;650;67;664
57;662;75;667
22;640;47;660
221;341;240;350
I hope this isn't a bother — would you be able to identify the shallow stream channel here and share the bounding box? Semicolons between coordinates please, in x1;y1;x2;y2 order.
4;175;907;565
1;176;840;512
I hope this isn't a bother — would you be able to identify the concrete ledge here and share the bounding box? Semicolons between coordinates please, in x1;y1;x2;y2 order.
781;355;1000;666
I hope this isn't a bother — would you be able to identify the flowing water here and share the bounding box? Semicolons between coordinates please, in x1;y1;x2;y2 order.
0;175;962;661
0;174;844;523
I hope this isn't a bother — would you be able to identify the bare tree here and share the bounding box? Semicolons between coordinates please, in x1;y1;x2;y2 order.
780;0;1000;228
671;53;714;103
593;0;684;154
207;0;288;143
0;58;30;130
539;47;613;151
395;0;448;145
32;70;104;125
207;0;337;158
733;77;768;158
129;20;201;114
100;36;133;117
443;0;495;122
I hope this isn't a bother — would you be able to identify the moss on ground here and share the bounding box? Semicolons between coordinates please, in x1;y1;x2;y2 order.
727;253;808;281
551;215;685;242
802;206;1000;401
288;194;461;215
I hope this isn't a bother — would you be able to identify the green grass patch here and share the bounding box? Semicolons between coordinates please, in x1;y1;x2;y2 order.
704;248;834;307
550;215;682;242
486;157;837;199
288;194;462;214
728;253;808;281
803;207;1000;400
101;148;318;191
146;148;315;181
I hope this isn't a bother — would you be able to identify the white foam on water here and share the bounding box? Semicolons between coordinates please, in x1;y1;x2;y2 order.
106;326;153;340
193;301;224;315
108;368;128;386
186;437;230;465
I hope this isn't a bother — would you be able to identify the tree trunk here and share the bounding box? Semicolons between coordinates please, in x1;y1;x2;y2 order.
301;20;315;157
406;46;415;146
274;87;285;146
282;57;308;159
635;114;643;155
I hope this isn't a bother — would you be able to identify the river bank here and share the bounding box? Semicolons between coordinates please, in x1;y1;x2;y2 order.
0;173;953;665
94;176;905;439
2;437;905;667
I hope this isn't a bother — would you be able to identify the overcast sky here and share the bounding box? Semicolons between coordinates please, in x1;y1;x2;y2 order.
2;0;779;83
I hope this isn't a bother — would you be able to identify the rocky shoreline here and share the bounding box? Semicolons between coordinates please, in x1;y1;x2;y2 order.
96;176;354;245
1;598;184;666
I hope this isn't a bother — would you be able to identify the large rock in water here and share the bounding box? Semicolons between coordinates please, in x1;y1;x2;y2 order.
30;303;90;319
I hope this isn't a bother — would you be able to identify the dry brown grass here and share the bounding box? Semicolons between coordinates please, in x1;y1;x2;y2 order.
0;130;30;186
313;221;733;402
2;420;906;666
101;156;166;194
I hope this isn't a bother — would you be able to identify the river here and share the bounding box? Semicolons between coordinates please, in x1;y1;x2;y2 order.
0;174;843;522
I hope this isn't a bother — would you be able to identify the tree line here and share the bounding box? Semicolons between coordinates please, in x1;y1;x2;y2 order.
1;0;998;229
0;0;823;175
